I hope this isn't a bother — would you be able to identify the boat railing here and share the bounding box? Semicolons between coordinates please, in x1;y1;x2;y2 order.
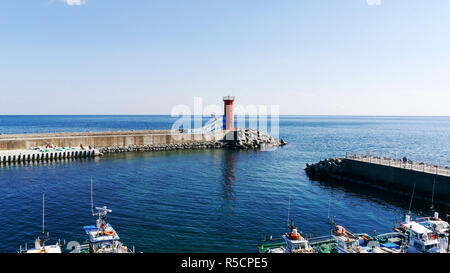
375;232;406;238
308;235;335;245
74;244;90;253
259;237;284;245
354;233;373;239
415;217;446;223
257;236;286;252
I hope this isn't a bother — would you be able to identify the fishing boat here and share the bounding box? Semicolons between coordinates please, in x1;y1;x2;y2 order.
332;224;402;253
19;237;62;253
78;179;135;253
415;178;450;252
358;232;407;253
414;212;449;253
258;219;314;253
281;219;314;253
18;194;63;253
333;225;368;253
258;198;315;253
393;214;442;253
391;183;448;253
417;212;449;237
80;206;133;253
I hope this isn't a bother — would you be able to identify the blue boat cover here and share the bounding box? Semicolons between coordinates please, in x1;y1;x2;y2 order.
83;224;112;234
381;242;399;249
83;224;120;242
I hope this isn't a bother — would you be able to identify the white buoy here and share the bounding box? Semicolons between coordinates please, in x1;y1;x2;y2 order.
34;238;41;250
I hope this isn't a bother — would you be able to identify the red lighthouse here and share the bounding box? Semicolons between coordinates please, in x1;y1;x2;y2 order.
223;96;235;130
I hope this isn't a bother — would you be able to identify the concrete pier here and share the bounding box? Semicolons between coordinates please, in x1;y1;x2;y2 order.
0;147;98;164
345;154;450;177
0;130;226;151
0;128;283;164
305;155;450;205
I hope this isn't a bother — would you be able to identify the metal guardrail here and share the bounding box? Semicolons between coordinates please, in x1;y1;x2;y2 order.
345;153;450;177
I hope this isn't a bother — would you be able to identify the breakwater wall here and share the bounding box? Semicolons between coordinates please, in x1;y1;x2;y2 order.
0;130;225;151
0;128;285;163
305;155;450;204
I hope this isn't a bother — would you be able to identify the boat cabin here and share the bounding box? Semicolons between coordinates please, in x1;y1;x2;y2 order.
333;235;364;253
22;237;62;253
403;221;440;253
280;219;313;253
83;223;127;253
282;234;312;253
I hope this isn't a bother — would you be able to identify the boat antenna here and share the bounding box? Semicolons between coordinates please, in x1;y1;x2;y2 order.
91;177;95;216
42;193;45;236
430;176;436;213
287;196;291;229
408;183;416;215
327;196;331;222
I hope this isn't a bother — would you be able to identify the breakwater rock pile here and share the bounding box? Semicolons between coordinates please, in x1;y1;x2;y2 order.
99;141;225;153
99;128;286;154
305;158;344;179
229;128;286;149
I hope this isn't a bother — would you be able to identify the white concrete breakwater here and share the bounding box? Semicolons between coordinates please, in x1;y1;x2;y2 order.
0;146;99;164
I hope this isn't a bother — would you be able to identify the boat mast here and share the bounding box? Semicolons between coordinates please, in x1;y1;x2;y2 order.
327;196;331;222
91;177;95;216
286;196;291;230
408;183;416;215
327;194;336;235
90;177;112;231
430;177;436;213
42;193;45;236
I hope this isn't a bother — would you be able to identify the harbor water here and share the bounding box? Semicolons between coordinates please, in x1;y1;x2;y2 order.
0;115;449;253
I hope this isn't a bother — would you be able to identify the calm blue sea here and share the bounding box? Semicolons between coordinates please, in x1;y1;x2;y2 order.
0;115;449;253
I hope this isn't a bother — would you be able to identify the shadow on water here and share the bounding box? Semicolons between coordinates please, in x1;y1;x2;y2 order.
310;178;450;219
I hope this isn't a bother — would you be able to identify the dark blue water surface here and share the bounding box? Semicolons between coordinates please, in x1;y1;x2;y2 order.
0;116;449;253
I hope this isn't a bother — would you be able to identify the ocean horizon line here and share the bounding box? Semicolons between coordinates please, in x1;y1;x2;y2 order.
0;114;450;118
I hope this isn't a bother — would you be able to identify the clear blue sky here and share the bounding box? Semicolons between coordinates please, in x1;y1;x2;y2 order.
1;0;449;115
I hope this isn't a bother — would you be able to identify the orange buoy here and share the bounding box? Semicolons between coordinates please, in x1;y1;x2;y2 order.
289;232;301;240
104;230;115;236
335;225;346;235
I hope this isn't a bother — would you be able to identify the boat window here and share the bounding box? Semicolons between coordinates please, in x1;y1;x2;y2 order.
290;243;299;250
349;241;358;248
